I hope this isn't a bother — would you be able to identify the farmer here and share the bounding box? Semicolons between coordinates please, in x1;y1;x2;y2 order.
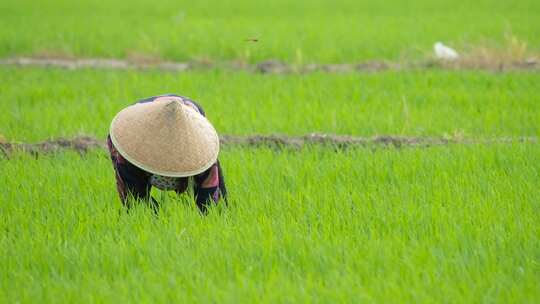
107;94;227;212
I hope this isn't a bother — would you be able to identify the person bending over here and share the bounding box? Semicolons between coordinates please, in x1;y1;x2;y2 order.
107;94;227;212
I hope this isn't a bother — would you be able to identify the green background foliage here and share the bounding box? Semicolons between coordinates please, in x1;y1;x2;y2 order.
1;0;539;62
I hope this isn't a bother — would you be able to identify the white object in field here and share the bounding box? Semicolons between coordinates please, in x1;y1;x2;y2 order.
434;42;459;60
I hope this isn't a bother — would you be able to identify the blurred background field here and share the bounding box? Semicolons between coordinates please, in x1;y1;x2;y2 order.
1;0;539;63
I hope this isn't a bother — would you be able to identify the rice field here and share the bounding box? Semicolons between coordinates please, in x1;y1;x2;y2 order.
1;0;539;62
2;146;540;303
1;0;539;303
2;68;539;141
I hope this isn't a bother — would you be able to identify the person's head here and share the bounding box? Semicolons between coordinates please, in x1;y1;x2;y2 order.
109;98;219;177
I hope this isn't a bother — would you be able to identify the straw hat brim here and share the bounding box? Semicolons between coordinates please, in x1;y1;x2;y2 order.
109;99;220;177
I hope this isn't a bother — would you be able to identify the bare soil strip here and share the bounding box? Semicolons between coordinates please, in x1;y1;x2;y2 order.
0;135;536;156
1;57;539;73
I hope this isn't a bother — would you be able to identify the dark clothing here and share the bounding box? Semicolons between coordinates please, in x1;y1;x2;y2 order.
107;94;227;212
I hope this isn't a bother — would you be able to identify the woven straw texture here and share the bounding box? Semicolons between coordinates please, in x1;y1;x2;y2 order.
109;99;219;177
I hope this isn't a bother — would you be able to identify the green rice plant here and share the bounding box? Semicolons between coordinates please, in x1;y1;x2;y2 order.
1;68;539;141
1;145;539;303
0;0;539;62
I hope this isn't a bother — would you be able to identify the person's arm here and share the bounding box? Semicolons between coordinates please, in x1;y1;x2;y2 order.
107;136;152;208
193;161;227;212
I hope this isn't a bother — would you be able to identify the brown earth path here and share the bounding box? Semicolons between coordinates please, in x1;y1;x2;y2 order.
1;57;539;73
1;135;537;156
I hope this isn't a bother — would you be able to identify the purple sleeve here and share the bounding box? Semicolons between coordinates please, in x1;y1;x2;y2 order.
193;161;227;212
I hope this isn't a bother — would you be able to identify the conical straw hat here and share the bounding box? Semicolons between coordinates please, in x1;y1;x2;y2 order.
109;99;220;177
